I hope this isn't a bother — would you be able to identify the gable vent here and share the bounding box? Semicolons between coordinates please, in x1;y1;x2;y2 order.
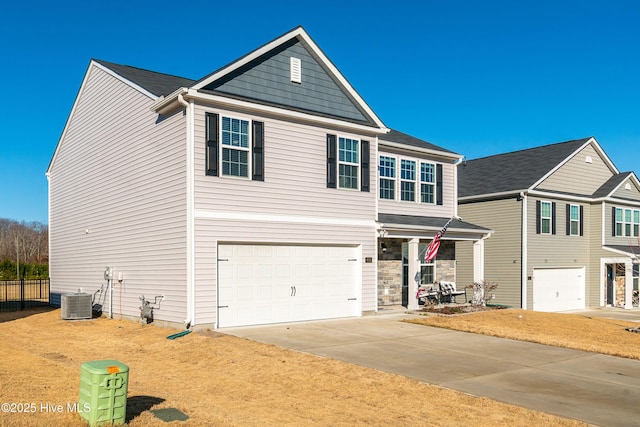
585;155;593;164
625;183;632;190
290;57;301;83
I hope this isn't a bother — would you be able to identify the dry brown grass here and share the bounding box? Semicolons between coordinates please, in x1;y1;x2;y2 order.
0;308;589;426
406;308;640;360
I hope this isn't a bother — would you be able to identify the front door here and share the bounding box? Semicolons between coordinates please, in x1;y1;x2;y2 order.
606;264;614;305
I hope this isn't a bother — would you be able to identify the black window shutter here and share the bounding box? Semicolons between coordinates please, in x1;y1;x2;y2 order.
566;204;571;235
252;121;264;181
205;113;218;176
536;200;541;234
579;205;584;236
551;202;557;235
612;206;617;236
436;164;443;205
326;134;337;188
360;140;370;192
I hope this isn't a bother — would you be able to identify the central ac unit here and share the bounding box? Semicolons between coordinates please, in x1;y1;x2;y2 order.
61;293;92;320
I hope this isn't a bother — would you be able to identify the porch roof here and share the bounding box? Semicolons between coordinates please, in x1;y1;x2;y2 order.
377;213;492;240
603;245;640;260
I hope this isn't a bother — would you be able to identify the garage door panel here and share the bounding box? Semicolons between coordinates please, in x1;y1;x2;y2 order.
533;267;585;312
218;244;360;327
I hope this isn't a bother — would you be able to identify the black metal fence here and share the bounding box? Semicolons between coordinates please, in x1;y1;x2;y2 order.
0;279;50;312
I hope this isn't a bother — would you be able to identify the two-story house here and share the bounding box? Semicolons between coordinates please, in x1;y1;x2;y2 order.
47;26;491;329
456;137;640;312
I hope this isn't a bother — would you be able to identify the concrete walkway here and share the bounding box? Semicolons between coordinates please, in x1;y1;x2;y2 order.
223;310;640;427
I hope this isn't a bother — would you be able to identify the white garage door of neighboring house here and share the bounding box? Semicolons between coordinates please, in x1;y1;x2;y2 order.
533;267;585;312
217;244;360;328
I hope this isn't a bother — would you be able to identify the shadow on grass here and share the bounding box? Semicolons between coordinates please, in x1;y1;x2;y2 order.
126;395;165;422
0;305;55;323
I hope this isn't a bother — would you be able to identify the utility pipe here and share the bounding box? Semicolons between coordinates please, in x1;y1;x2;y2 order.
177;92;195;329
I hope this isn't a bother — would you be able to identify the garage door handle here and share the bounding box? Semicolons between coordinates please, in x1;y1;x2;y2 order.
218;259;229;262
291;286;297;296
218;305;229;308
348;298;357;301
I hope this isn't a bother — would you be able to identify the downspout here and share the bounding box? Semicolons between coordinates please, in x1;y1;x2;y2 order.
520;191;528;309
453;156;464;218
177;92;196;329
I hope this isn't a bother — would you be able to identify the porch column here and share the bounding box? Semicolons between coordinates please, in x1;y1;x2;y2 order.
625;261;634;309
473;239;485;283
407;238;420;310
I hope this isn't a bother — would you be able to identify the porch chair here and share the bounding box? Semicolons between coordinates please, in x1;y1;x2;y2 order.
438;281;466;304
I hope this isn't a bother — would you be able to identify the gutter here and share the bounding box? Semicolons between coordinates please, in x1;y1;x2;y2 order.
177;93;196;329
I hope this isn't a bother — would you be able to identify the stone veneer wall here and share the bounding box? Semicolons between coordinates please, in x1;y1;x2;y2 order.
377;238;457;306
378;260;403;305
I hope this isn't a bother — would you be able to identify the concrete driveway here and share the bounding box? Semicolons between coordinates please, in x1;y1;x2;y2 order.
223;311;640;427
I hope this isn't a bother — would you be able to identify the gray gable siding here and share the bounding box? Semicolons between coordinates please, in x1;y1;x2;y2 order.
202;40;369;123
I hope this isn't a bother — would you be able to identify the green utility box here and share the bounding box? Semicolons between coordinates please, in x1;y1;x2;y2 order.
79;360;129;426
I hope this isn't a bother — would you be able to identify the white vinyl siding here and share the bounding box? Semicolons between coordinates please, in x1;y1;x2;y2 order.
377;148;456;219
194;106;376;221
192;107;378;325
48;65;188;324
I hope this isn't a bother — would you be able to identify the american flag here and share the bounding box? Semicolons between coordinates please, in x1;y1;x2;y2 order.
424;218;454;262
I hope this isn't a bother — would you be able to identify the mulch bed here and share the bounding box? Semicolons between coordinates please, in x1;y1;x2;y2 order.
421;304;509;315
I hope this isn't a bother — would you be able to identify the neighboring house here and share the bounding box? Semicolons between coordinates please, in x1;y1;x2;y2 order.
456;137;640;312
47;26;490;329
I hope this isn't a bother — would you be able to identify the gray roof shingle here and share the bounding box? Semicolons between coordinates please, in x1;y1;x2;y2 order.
458;137;592;198
592;172;633;198
378;213;491;232
94;59;195;97
380;129;458;155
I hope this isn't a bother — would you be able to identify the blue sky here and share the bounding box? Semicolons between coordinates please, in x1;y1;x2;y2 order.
1;0;639;224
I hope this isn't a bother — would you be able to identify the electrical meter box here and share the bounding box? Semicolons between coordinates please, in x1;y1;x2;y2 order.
79;360;129;426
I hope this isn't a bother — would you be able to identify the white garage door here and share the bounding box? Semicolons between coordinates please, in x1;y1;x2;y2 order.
217;244;360;327
533;267;585;312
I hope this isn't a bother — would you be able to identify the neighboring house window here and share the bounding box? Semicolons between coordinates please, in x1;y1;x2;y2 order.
400;160;416;201
536;200;556;235
566;204;583;236
338;137;359;189
615;208;624;236
420;162;435;204
221;116;250;177
379;156;395;200
615;207;640;237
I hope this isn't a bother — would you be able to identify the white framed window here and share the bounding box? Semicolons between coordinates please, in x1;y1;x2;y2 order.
540;201;552;234
400;159;416;201
221;116;250;177
614;207;640;237
338;137;359;189
379;156;395;200
420;162;435;204
569;204;580;236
